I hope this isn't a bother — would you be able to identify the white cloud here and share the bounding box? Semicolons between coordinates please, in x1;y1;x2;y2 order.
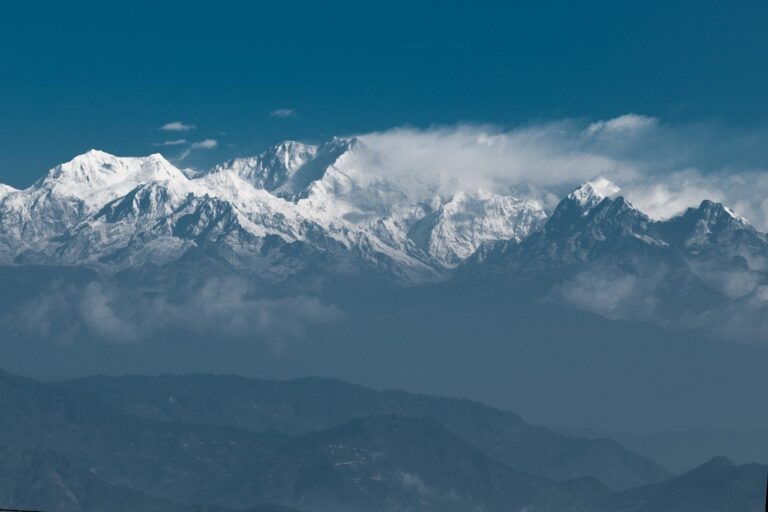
349;117;768;229
177;139;219;161
585;113;658;136
557;269;661;320
624;169;768;228
191;138;218;149
350;122;623;210
152;139;188;146
79;282;139;342
161;121;196;132
269;108;296;118
7;278;344;348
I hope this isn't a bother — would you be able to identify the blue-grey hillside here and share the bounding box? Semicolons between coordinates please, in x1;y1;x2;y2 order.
1;369;763;512
60;373;670;491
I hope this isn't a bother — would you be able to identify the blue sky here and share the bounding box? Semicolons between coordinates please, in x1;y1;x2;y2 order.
0;0;766;187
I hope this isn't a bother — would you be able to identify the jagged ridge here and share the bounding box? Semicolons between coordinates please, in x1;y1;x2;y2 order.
0;142;547;281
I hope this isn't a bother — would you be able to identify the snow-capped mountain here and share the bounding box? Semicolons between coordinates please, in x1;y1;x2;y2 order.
566;176;621;212
0;141;546;282
463;179;768;332
38;150;185;206
1;146;767;340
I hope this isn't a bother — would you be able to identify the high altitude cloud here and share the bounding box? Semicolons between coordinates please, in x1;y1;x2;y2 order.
269;108;296;118
177;139;219;161
350;115;768;229
191;139;218;149
585;113;658;136
161;121;196;131
152;139;188;146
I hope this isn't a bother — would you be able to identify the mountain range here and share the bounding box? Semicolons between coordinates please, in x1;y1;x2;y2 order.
1;142;767;510
1;141;767;340
1;141;768;436
0;141;546;283
0;369;764;512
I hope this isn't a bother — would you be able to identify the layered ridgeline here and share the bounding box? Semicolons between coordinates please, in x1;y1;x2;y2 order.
1;369;764;512
1;142;768;337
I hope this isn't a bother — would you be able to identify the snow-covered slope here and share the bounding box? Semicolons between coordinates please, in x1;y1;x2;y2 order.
410;191;546;265
0;184;17;200
3;142;766;310
0;141;547;282
205;140;318;192
38;149;185;206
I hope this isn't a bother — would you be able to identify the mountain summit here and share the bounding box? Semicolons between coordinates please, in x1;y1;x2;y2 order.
38;149;184;206
567;177;621;211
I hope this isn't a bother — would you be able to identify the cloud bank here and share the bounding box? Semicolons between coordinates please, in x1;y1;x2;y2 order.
6;277;344;350
349;115;768;229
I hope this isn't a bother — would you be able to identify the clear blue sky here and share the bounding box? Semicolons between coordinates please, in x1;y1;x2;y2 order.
0;0;766;187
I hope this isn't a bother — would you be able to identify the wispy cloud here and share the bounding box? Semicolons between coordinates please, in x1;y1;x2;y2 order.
191;139;218;149
6;278;344;348
557;268;662;321
160;121;196;132
152;139;188;147
585;113;658;136
178;139;219;160
269;108;296;119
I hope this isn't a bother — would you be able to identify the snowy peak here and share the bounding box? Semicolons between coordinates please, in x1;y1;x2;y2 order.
272;137;356;199
549;178;625;228
44;150;172;183
691;199;749;227
567;177;621;211
269;140;318;174
2;140;766;292
206;140;322;192
675;199;752;235
661;199;757;248
38;150;186;206
544;179;653;250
